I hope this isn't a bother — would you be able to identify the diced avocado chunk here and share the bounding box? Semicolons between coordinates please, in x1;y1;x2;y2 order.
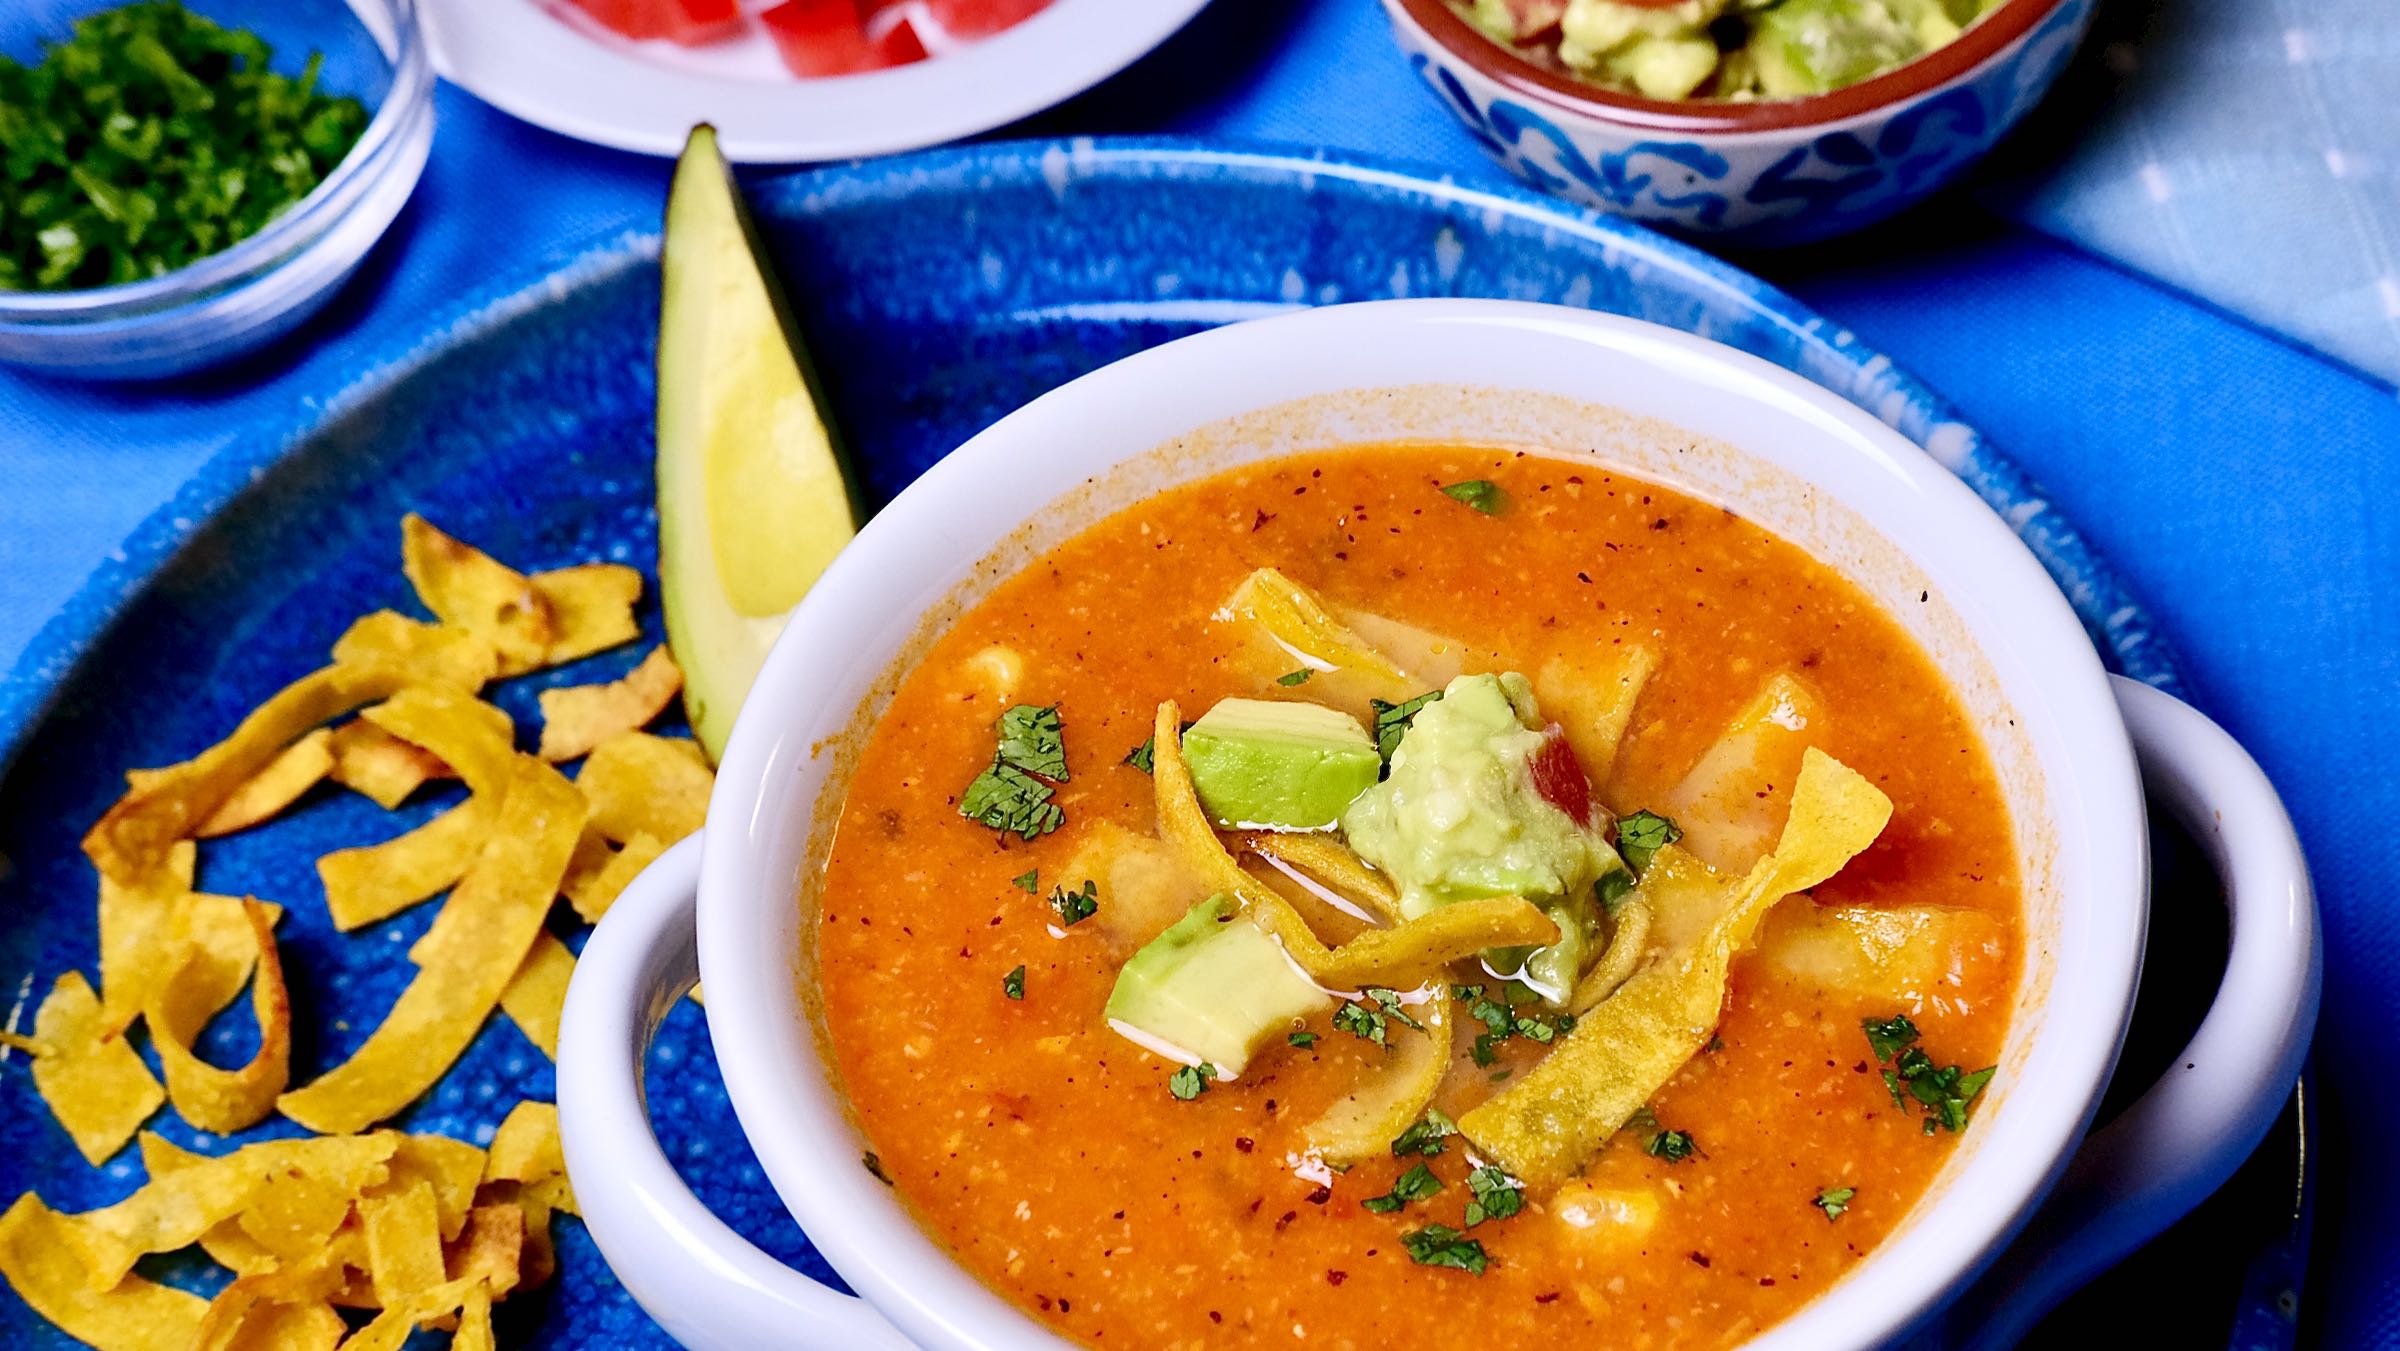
1602;33;1723;100
1750;0;1934;97
1184;698;1383;831
1105;896;1331;1076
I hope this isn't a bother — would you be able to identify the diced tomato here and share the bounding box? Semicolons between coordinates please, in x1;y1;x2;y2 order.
1528;727;1593;827
923;0;1050;40
1490;0;1568;40
873;15;929;66
662;0;744;45
760;0;882;76
567;0;669;41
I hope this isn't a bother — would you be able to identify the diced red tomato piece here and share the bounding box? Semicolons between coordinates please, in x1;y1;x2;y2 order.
662;0;744;45
923;0;1050;40
1528;727;1594;827
872;15;929;66
567;0;671;41
760;0;882;76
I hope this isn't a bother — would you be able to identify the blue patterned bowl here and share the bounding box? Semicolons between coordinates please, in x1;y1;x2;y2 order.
1382;0;2096;245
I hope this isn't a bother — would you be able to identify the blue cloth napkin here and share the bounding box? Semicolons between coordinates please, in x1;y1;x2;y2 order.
1981;0;2400;387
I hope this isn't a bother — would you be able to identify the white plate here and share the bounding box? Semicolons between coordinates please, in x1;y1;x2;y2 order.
422;0;1212;162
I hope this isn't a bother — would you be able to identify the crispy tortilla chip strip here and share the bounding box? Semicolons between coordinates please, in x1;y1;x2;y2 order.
379;1135;487;1243
85;663;400;884
483;1102;569;1195
576;731;712;845
278;758;587;1134
1535;642;1657;793
1304;985;1451;1163
361;1179;445;1309
561;829;664;924
1222;568;1418;700
1153;706;1555;987
401;515;557;675
538;645;683;762
325;720;454;809
25;972;162;1164
530;562;643;669
1573;896;1653;1011
1461;749;1892;1186
332;610;502;694
455;1286;498;1351
358;687;518;800
164;893;287;1024
498;932;575;1058
72;1133;400;1290
1243;832;1403;924
97;838;195;1027
0;1193;205;1351
317;797;494;932
449;1201;525;1295
205;1296;345;1351
138;1134;279;1276
191;1241;349;1351
148;899;290;1133
334;1275;483;1351
197;729;334;837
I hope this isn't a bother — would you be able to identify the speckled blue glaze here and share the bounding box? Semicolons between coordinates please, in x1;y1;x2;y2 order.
0;139;2180;1348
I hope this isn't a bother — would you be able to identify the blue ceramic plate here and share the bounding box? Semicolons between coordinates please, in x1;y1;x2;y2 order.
0;140;2299;1348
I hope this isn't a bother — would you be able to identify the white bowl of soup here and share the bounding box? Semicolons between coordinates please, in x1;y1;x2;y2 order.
556;299;2317;1351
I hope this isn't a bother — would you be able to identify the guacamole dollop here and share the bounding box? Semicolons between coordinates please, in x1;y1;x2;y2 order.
1340;672;1624;1000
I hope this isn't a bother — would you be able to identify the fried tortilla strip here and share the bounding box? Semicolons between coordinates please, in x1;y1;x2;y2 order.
530;562;644;670
560;828;664;924
1656;672;1826;873
1152;705;1555;987
1243;832;1403;924
576;731;712;845
498;931;575;1058
358;686;518;800
196;729;334;838
1574;896;1653;1010
328;1274;483;1351
1304;985;1451;1163
148;899;290;1133
278;757;587;1134
1460;749;1892;1187
1221;568;1419;703
484;1100;576;1215
85;663;400;884
450;1201;525;1294
1534;642;1657;791
379;1134;488;1244
317;797;494;932
538;645;683;762
71;1132;400;1290
361;1179;445;1309
24;971;162;1164
199;1293;345;1351
97;838;194;1027
0;1193;205;1351
325;720;454;810
332;610;500;694
401;515;557;676
139;1134;278;1275
454;1286;498;1351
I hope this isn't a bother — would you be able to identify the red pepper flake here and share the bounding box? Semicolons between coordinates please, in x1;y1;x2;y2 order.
1690;1252;1712;1268
1209;1311;1224;1325
1234;1137;1255;1153
1275;1210;1298;1231
1252;510;1275;531
1304;1186;1331;1205
1327;1270;1348;1286
1535;1292;1560;1305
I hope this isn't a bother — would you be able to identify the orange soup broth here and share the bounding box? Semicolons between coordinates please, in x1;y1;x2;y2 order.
815;444;2021;1350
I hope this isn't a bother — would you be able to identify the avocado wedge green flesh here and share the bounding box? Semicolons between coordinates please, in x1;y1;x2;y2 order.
657;124;868;762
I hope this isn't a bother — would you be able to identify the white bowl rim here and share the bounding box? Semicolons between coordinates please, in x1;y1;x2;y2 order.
697;298;2146;1350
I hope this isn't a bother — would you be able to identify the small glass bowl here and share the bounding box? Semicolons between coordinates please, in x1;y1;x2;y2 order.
0;0;435;380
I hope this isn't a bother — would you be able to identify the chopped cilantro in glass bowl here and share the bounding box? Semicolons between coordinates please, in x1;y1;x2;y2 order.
0;0;433;379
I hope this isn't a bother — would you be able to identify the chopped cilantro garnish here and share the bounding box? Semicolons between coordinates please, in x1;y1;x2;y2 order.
1361;987;1425;1032
1517;1018;1556;1045
1464;1166;1523;1226
1011;868;1039;893
1704;1034;1725;1054
0;2;372;293
1644;1128;1698;1164
1368;690;1444;767
1362;1162;1443;1213
1333;1001;1389;1046
1596;867;1637;914
1440;480;1507;515
1123;737;1156;773
996;704;1068;779
958;762;1064;839
861;1151;893;1185
1615;810;1682;873
1391;1109;1458;1158
1168;1064;1214;1100
1866;1014;1995;1134
1862;1014;1920;1062
1050;879;1099;927
1001;965;1025;1000
1289;1031;1318;1049
1451;983;1486;1002
1400;1224;1488;1275
1468;997;1512;1037
1814;1186;1855;1221
1277;668;1314;686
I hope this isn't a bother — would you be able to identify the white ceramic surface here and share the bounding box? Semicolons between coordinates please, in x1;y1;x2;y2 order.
422;0;1211;162
557;300;2318;1349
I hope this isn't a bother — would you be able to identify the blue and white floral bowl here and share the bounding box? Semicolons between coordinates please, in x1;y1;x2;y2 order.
1383;0;2095;246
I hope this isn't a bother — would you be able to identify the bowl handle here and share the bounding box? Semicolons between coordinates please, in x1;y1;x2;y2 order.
1936;677;2320;1348
557;833;914;1351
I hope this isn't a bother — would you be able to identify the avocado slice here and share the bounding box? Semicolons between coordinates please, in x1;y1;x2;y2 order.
657;125;868;762
1749;0;1931;97
1105;896;1331;1076
1183;698;1383;831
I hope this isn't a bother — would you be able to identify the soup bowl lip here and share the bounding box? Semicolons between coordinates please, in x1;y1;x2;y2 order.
695;298;2146;1350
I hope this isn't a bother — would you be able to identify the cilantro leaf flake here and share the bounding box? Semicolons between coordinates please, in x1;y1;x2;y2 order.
1440;480;1507;516
1615;810;1682;873
995;704;1069;780
1001;965;1025;1000
1361;1162;1443;1214
1400;1223;1488;1275
1276;668;1314;686
1168;1064;1215;1100
1050;879;1099;927
1814;1186;1855;1221
1368;691;1443;767
1391;1109;1458;1158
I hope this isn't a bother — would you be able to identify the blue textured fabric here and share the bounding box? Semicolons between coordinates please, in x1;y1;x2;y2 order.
0;0;2394;1346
